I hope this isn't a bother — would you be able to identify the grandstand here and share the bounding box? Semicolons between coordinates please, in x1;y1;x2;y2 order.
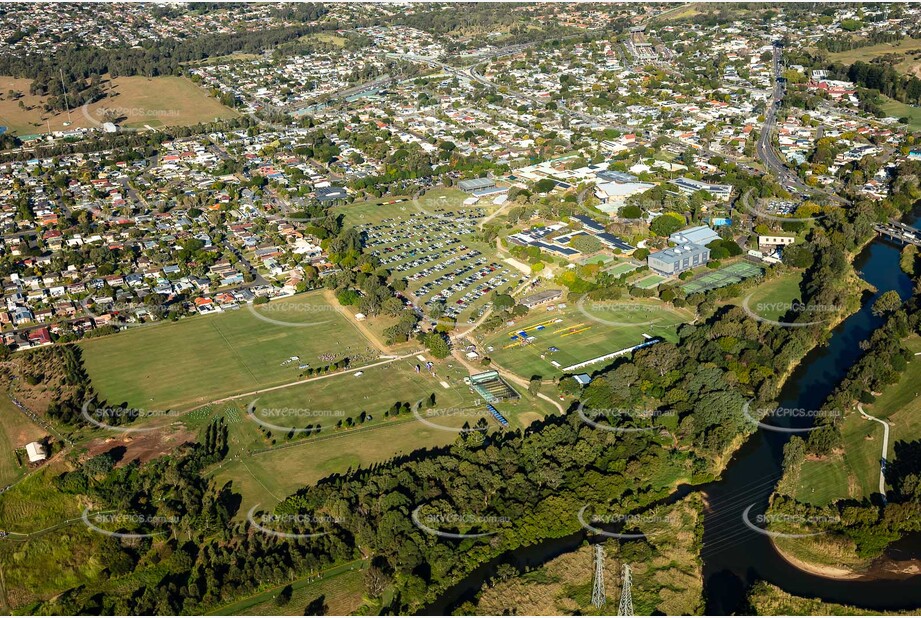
470;370;520;403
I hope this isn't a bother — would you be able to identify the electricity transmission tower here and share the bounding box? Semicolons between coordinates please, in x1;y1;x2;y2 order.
591;544;606;608
618;563;634;616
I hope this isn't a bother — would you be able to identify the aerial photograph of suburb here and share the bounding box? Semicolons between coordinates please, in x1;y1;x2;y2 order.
1;1;921;616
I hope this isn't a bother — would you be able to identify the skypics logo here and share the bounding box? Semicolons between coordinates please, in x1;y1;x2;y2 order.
245;298;333;328
577;505;677;539
741;505;840;539
82;508;178;539
741;400;842;434
741;294;840;328
412;403;489;433
576;296;662;328
245;399;345;434
246;506;340;540
577;402;676;433
81;399;182;433
737;188;825;223
80;102;180;133
411;505;509;539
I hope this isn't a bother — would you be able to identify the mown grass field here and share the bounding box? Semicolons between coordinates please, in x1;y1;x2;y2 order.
0;394;45;487
0;75;237;135
199;356;554;510
482;299;692;379
793;334;921;506
880;96;921;130
733;271;803;321
80;291;374;412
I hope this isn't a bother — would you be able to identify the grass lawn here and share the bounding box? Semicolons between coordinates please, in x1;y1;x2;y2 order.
794;334;921;505
880;96;921;130
311;32;348;48
482;300;692;379
0;395;45;487
202;356;554;510
0;75;237;135
734;271;803;321
80;291;375;412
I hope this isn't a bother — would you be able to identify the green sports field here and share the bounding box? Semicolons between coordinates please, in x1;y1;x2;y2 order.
482;300;692;379
80;292;375;412
202;357;554;510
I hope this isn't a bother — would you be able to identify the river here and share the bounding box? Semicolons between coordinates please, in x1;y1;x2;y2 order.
426;213;921;615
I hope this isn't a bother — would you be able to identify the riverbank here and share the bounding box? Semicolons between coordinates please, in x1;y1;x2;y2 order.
772;540;863;580
773;536;921;583
748;581;917;615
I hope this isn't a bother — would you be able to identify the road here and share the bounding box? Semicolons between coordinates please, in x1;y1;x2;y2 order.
757;44;848;205
858;403;890;500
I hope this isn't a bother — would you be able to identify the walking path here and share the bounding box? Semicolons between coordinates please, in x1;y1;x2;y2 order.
858;403;890;499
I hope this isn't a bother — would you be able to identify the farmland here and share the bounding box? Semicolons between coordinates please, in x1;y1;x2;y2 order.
80;291;374;412
0;75;237;135
481;298;693;379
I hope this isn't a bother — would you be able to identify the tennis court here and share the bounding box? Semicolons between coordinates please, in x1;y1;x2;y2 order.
682;261;763;294
634;274;666;289
606;262;640;277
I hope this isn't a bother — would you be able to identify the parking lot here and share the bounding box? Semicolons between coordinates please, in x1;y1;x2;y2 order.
344;199;519;323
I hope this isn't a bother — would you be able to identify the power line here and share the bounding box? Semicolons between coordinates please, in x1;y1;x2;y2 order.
618;563;634;617
591;544;606;608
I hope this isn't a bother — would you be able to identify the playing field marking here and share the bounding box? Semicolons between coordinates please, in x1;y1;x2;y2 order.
553;322;585;335
561;326;592;338
208;318;261;386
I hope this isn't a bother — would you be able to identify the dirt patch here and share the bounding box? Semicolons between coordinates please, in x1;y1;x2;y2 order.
83;423;196;465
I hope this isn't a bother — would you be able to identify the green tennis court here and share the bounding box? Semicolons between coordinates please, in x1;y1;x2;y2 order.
634;274;666;289
606;262;640;276
682;261;764;294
